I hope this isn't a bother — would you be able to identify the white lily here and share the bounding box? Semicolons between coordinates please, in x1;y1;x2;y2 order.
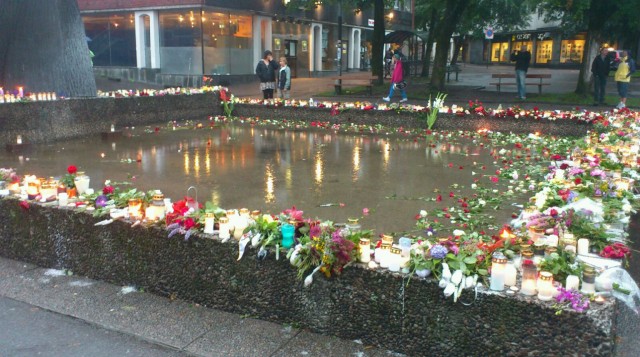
304;265;322;287
251;232;263;248
465;275;476;289
442;262;452;280
439;278;448;288
451;269;463;286
237;236;250;261
443;282;456;297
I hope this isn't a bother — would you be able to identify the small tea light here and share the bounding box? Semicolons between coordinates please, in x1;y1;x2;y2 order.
594;295;606;304
577;238;589;255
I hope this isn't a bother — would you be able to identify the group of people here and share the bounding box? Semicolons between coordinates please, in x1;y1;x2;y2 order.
255;50;291;100
591;48;636;109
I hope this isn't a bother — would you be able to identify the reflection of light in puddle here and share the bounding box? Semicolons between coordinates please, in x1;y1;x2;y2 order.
352;144;360;182
286;167;292;189
383;141;390;169
205;149;211;175
194;149;200;178
314;150;323;186
210;188;220;206
265;164;275;203
184;150;190;175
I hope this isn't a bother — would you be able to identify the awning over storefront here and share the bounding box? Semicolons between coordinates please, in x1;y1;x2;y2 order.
384;30;419;44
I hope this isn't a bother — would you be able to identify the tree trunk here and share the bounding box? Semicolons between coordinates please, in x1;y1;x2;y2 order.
420;9;438;78
372;0;385;83
575;31;597;95
429;0;471;91
450;36;464;65
0;0;96;97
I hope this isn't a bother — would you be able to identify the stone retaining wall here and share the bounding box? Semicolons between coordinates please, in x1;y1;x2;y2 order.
233;104;592;136
0;199;622;356
0;93;223;145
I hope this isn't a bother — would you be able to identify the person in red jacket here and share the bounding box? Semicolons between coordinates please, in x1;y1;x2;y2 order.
383;54;408;103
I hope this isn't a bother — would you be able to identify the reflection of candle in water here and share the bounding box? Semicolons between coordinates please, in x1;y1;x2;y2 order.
110;124;115;132
16;135;22;145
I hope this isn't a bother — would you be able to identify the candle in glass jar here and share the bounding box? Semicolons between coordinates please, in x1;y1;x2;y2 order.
520;260;537;296
577;238;589;255
490;252;507;291
379;243;391;268
233;216;248;240
537;271;554;301
218;216;231;240
110;124;115;132
58;192;68;206
359;238;371;263
203;212;215;234
504;261;517;286
581;267;596;294
566;275;580;291
388;247;401;272
16;135;22;145
18;87;23;98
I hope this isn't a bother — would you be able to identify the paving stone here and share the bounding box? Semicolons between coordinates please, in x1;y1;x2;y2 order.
272;330;383;357
185;317;298;357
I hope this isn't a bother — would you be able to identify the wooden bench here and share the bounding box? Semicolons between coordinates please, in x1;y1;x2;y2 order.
446;64;462;82
330;77;377;95
490;73;552;94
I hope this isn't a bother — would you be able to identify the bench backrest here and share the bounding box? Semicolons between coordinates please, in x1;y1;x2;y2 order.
492;73;515;78
525;74;552;78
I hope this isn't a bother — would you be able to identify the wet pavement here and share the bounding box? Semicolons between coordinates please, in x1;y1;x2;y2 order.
0;256;395;357
0;124;519;235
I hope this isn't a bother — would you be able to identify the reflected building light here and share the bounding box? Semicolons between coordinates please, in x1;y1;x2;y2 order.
194;149;200;178
210;189;220;206
205;149;211;175
383;142;390;169
285;167;292;189
352;145;361;182
265;164;275;203
184;150;190;175
314;150;323;186
111;142;116;151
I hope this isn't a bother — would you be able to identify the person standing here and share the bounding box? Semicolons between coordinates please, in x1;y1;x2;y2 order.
255;50;279;99
614;50;636;109
591;48;611;106
383;54;408;103
278;57;291;99
510;45;531;100
384;49;394;78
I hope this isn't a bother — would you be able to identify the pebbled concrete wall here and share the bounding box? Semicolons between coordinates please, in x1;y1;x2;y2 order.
0;199;622;356
0;93;223;145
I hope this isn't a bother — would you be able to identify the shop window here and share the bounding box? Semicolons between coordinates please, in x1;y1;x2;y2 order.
560;39;585;64
491;42;509;62
536;40;553;64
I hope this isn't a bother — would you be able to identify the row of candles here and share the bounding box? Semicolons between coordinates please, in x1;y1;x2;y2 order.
0;87;58;103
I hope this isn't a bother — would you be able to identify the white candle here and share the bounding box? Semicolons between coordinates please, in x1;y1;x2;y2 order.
233;217;248;240
566;275;580;291
58;193;68;206
16;135;22;145
359;238;371;263
490;253;507;291
379;246;391;268
374;247;382;263
577;238;589;255
546;234;558;247
218;220;230;240
18;87;23;98
0;87;3;96
388;248;401;272
521;279;537;296
537;272;554;301
110;124;115;132
203;214;214;234
504;262;517;286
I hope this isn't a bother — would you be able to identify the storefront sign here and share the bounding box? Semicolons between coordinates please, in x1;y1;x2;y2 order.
368;19;375;27
536;32;552;41
512;33;532;41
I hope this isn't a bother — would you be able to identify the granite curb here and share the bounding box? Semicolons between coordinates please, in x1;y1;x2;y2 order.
0;256;396;357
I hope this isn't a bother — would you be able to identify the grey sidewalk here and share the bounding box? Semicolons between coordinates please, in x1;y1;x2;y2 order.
0;257;401;357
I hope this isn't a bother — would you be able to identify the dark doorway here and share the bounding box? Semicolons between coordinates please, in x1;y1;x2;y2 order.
284;40;297;78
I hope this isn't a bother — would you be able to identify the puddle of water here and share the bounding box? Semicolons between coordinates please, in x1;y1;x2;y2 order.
0;124;523;234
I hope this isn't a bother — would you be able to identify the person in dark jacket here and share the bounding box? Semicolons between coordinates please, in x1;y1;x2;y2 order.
510;45;531;100
591;48;611;106
255;50;279;99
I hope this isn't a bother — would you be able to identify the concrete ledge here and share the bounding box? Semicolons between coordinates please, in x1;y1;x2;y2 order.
0;93;223;145
0;199;621;356
232;104;591;136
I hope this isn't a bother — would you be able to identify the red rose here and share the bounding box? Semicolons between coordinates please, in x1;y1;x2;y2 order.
183;217;196;230
549;208;558;217
67;165;77;174
103;185;115;195
574;178;582;185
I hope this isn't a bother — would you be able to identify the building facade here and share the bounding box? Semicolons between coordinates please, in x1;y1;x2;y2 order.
466;15;588;68
78;0;413;83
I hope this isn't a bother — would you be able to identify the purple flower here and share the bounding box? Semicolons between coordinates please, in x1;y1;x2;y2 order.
95;195;109;208
429;245;448;260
